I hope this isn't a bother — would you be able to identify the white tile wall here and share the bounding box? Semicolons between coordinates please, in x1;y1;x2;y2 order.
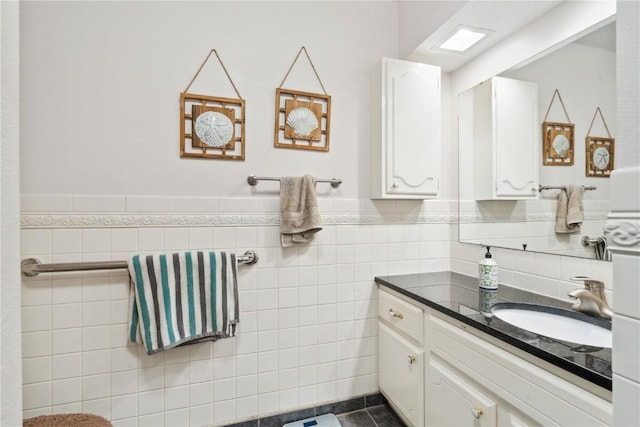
22;193;616;425
450;240;613;302
20;195;453;425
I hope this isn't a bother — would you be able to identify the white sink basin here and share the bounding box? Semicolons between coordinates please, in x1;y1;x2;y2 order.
490;303;612;348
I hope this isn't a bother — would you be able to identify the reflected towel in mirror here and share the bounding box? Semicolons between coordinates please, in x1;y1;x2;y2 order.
555;185;584;234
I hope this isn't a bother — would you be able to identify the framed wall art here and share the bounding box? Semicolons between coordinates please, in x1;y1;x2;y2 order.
585;107;615;177
180;49;246;160
274;47;331;152
541;89;574;165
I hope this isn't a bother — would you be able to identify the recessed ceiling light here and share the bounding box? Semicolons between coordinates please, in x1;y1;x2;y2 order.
437;26;492;53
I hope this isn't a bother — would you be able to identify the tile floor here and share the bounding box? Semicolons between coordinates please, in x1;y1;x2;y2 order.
221;393;406;427
336;404;406;427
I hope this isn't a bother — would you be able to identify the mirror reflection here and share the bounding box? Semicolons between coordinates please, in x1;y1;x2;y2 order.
458;21;616;261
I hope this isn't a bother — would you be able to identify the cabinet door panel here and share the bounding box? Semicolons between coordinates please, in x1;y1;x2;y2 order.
428;358;497;427
493;77;538;197
378;322;424;426
498;402;543;427
385;60;440;196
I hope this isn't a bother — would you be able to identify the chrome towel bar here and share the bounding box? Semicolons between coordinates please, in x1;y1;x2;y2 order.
247;174;342;188
21;250;258;277
538;185;596;191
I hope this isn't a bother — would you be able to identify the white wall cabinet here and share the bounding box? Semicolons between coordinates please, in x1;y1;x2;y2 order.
370;58;441;199
377;286;613;427
472;76;539;200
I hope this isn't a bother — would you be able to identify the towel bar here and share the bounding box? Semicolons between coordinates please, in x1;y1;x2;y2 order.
21;250;258;277
247;174;342;188
539;185;596;191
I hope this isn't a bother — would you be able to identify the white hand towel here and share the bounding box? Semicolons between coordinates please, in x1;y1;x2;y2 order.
280;175;323;247
128;251;239;354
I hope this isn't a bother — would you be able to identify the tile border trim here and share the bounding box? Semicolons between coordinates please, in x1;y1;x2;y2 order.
20;213;457;229
20;210;610;229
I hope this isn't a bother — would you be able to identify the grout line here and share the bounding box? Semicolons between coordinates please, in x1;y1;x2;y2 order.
366;407;379;427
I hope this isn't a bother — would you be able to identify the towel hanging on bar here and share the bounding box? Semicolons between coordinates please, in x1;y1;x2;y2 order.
555;185;584;234
128;251;240;354
279;175;323;247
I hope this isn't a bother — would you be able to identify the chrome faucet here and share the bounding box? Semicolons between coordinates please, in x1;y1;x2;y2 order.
568;276;613;319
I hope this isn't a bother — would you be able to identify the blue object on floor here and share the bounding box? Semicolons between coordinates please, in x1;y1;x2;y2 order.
283;413;341;427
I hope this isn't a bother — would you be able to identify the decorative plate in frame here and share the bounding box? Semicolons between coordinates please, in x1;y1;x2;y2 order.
542;121;575;165
541;89;574;165
275;88;331;151
585;107;615;178
274;47;331;152
179;49;246;160
180;94;245;160
586;137;614;177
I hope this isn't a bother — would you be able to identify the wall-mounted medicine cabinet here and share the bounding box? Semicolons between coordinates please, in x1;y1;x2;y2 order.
461;76;539;201
370;58;441;199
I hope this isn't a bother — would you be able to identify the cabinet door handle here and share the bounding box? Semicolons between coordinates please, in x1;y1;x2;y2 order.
388;308;403;319
392;181;399;188
407;355;416;364
471;407;484;419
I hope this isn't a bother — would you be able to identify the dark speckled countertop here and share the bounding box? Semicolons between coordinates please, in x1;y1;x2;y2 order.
375;271;612;391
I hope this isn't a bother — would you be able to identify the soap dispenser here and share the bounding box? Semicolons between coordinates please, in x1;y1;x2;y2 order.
479;246;498;290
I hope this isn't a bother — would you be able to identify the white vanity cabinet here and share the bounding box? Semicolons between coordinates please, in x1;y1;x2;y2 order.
427;314;612;426
376;285;613;427
472;76;539;200
377;288;424;426
370;58;441;199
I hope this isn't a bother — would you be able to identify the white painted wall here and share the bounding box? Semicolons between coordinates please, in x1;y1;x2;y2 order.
504;42;615;202
1;0;24;425
19;1;399;199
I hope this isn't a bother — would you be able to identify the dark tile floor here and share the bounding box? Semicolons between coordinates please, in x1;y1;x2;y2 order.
221;393;406;427
336;404;407;427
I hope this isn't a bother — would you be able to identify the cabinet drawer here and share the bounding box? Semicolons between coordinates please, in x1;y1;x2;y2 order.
378;322;424;427
378;288;423;344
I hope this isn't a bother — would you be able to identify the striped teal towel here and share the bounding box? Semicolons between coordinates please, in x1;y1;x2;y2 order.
127;251;239;354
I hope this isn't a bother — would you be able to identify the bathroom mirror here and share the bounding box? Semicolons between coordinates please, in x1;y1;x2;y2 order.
458;21;616;261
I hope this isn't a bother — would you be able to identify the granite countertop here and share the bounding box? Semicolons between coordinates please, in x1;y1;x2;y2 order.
375;271;612;391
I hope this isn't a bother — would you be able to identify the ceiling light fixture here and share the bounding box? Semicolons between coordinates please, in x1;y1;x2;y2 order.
437;26;492;53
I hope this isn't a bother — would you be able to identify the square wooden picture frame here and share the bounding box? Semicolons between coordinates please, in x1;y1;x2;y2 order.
274;88;331;152
585;136;615;177
180;92;245;160
542;121;574;165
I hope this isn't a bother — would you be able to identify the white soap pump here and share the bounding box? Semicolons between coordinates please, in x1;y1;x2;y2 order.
479;246;498;290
